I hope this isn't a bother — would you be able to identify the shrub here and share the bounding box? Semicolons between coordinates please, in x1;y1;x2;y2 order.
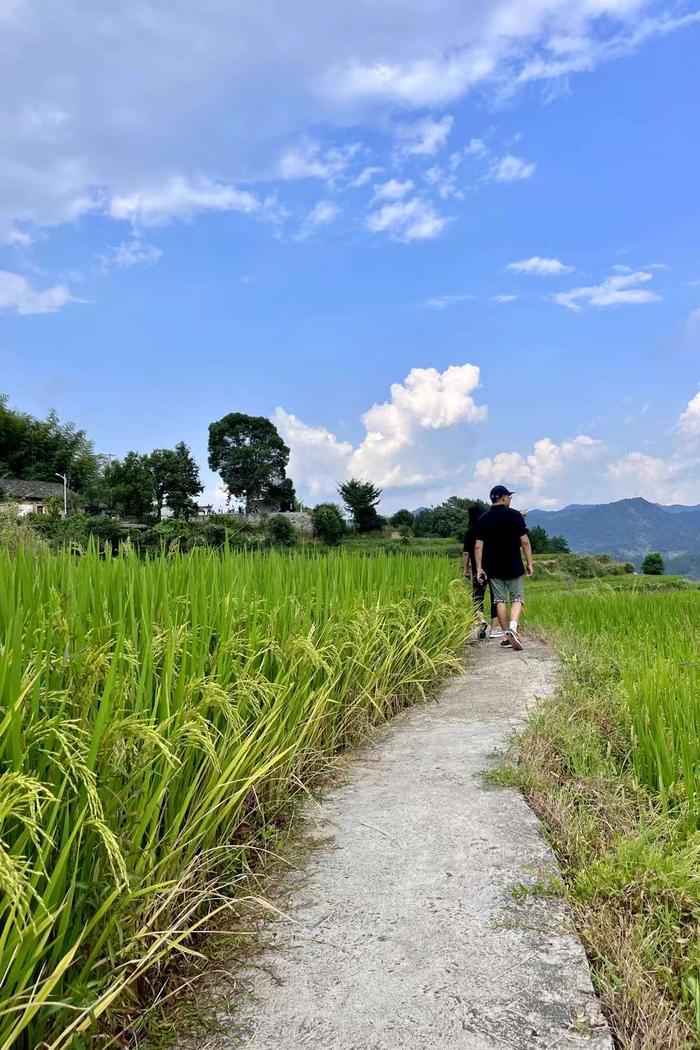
0;502;49;554
390;509;414;530
641;551;665;575
311;503;346;546
267;514;299;547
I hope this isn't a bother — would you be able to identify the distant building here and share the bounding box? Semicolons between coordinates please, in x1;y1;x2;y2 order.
0;478;74;518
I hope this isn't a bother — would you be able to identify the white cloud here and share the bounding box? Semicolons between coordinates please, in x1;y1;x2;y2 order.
351;166;383;187
0;270;80;315
276;363;486;499
273;408;354;500
465;138;488;156
106;239;163;268
677;388;700;440
492;294;519;303
0;2;696;242
295;199;341;240
490;154;536;181
395;115;454;156
423;165;463;200
108;176;258;227
366;198;448;242
474;434;605;503
372;178;415;202
507;255;573;276
2;228;34;247
425;293;475;308
553;269;662;311
604;451;700;504
277;139;359;181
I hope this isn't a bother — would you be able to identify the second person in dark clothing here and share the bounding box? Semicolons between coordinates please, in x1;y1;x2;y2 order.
474;485;533;651
463;505;502;639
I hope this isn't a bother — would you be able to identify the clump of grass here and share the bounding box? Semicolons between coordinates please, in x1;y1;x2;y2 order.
0;545;474;1049
516;580;700;1049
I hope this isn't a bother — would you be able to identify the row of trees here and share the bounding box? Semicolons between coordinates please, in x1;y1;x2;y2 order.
0;397;571;552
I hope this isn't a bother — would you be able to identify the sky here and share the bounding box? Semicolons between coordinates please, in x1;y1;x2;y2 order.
1;0;700;513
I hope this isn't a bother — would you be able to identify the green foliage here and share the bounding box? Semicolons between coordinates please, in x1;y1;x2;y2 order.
528;524;570;554
267;476;297;512
338;477;382;531
266;514;298;547
208;412;290;510
0;502;49;554
311;503;346;545
413;496;487;539
103;451;155;520
642;551;665;575
0;547;474;1048
147;442;203;521
0;395;101;494
390;508;414;530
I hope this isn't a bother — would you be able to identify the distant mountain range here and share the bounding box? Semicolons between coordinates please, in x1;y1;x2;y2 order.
528;498;700;578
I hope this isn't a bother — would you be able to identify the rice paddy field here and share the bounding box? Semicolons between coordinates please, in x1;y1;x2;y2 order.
522;574;700;1049
0;546;474;1050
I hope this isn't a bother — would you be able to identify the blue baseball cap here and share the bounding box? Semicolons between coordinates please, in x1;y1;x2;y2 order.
489;484;515;502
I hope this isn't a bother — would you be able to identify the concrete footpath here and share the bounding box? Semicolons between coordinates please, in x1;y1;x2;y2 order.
193;639;613;1049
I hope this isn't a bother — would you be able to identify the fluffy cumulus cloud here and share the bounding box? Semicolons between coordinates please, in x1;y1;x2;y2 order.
677;388;700;440
507;256;573;276
372;178;415;202
366;198;447;242
275;363;487;498
0;1;696;239
0;270;80;315
553;270;662;311
474;434;604;505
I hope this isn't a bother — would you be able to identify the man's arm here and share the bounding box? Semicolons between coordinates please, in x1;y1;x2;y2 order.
462;551;471;577
475;538;485;580
520;533;534;577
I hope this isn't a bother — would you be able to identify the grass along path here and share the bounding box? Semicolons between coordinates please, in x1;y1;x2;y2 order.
0;547;474;1050
516;576;700;1048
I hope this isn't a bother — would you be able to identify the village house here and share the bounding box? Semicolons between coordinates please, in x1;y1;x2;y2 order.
0;478;74;518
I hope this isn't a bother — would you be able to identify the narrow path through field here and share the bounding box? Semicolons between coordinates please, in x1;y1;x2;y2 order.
192;639;612;1049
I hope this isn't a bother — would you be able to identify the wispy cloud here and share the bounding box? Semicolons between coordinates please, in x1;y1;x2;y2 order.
295;199;341;240
507;256;573;276
0;270;81;315
425;293;475;308
553;270;662;312
109;176;258;226
492;294;519;303
277;138;360;181
395;115;454;156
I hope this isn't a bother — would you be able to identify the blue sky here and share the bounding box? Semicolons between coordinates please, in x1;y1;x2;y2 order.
1;0;699;511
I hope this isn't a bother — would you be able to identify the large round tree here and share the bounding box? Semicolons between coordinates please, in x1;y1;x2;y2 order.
208;413;290;511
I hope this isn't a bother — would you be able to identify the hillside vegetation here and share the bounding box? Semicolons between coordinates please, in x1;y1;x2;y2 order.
529;497;700;578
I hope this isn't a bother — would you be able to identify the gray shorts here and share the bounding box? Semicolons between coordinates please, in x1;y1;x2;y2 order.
489;576;525;605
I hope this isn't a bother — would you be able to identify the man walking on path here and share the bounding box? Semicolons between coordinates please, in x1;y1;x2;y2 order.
475;485;533;652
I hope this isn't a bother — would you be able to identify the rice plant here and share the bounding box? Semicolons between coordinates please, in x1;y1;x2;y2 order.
0;545;473;1049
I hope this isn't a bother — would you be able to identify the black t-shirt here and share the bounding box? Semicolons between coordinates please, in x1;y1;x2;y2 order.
474;506;528;580
462;526;478;574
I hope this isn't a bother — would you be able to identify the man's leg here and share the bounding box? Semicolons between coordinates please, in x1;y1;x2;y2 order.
489;579;509;631
501;578;525;650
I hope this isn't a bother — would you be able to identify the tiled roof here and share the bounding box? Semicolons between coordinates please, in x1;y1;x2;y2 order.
0;478;75;500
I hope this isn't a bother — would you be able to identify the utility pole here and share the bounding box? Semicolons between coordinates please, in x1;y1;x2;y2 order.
55;473;68;517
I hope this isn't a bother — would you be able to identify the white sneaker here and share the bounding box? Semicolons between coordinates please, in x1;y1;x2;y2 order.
489;628;504;639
